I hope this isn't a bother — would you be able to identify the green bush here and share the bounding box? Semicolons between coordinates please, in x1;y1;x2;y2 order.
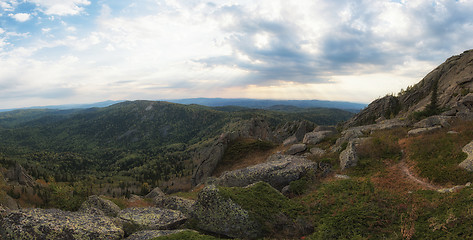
300;179;402;240
153;230;221;240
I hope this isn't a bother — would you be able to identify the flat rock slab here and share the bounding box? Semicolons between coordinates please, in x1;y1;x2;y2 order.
0;208;124;240
215;153;317;190
459;140;473;171
408;126;442;136
118;207;187;233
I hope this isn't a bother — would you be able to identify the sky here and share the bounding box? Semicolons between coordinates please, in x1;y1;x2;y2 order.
1;0;473;109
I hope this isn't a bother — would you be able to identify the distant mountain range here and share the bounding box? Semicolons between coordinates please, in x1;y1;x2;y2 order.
0;98;367;113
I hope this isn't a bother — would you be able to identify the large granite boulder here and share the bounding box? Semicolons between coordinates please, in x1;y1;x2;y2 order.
215;153;317;190
459;140;473;171
340;140;359;170
79;195;121;217
190;184;262;239
0;208;124;239
285;143;307;155
153;195;195;216
0;194;19;210
118;207;187;235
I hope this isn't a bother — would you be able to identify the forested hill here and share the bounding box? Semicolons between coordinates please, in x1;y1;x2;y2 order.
0;100;353;184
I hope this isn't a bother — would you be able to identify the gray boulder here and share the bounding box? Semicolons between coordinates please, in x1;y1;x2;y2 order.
145;187;165;199
154;195;195;216
215;153;317;190
340;140;359;170
125;229;188;240
190;185;262;239
414;115;452;128
79;195;121;217
285;143;307;155
118;207;187;234
0;208;124;239
407;126;442;136
459;140;473;171
303;131;334;145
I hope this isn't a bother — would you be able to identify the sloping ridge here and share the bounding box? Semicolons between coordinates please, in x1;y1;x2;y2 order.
346;49;473;127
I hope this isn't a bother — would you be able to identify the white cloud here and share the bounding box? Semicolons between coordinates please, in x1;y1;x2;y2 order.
27;0;91;16
0;0;17;11
10;13;31;22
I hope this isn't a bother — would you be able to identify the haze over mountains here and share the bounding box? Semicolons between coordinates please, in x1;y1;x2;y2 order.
0;98;367;113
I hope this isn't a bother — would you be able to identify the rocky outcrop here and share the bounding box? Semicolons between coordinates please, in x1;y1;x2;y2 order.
79;195;121;217
343;50;473;128
125;230;189;240
192;117;283;186
285;143;307;155
118;207;187;234
332;119;408;152
190;184;262;239
0;208;124;239
4;163;36;187
215;153;317;190
459;140;473;171
153;195;195;216
344;95;401;128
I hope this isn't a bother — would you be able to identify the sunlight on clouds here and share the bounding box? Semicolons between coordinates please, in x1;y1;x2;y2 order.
9;12;30;22
28;0;90;16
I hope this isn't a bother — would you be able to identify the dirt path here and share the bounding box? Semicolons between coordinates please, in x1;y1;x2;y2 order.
398;160;439;190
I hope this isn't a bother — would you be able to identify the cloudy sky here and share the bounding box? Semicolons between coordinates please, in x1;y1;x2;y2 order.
1;0;473;109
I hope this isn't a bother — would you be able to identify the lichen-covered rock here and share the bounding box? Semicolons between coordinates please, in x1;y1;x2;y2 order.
79;195;121;217
118;207;187;235
153;196;195;216
459;140;473;171
215;153;317;190
340;140;359;170
125;229;188;240
0;208;124;240
303;131;334;145
145;187;165;199
190;185;262;239
285;143;307;155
